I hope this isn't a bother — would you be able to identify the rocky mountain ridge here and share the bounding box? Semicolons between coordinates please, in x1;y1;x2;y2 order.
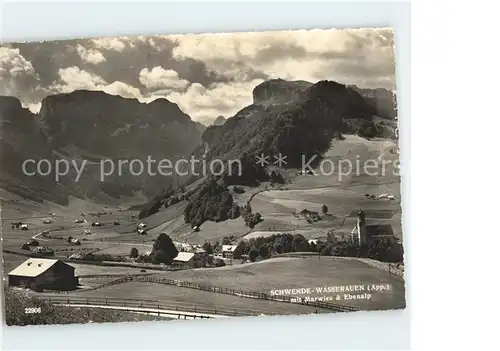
0;92;206;204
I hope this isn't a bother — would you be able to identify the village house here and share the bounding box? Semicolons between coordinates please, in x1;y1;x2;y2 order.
193;247;208;266
172;252;197;268
307;239;318;245
175;242;193;252
8;258;78;291
221;245;238;259
327;231;353;244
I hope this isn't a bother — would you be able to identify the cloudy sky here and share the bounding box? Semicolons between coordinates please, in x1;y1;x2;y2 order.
0;28;395;125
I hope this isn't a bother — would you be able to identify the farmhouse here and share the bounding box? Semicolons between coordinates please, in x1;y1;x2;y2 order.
298;209;321;221
31;246;55;256
8;258;78;291
175;242;192;252
172;252;196;268
327;231;351;243
221;245;238;259
193;248;208;267
68;251;93;260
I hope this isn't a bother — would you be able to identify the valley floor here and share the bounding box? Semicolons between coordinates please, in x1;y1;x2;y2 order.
2;135;405;321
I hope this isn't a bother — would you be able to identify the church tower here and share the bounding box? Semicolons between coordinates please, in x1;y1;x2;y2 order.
356;208;368;246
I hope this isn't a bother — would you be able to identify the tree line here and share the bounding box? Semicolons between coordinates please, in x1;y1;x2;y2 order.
203;231;403;263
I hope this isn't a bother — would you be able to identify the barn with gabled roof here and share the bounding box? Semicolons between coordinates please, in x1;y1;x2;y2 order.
8;258;78;291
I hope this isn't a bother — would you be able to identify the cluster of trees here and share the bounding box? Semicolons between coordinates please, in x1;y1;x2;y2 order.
202;242;214;255
232;185;245;194
223;233;311;262
221;152;270;187
269;170;285;185
184;177;235;227
241;204;263;228
129;247;139;258
149;233;179;265
96;233;180;264
83;253;126;263
208;231;402;264
138;185;188;220
298;209;322;223
163;195;181;209
138;194;164;220
228;203;241;219
317;241;402;262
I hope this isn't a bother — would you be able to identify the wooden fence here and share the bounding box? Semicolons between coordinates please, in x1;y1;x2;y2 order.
78;273;156;279
51;274;358;313
134;275;358;313
42;295;261;318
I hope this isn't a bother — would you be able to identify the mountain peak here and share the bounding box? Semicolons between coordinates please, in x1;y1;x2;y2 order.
213;116;226;126
252;79;313;105
0;95;23;110
147;97;175;106
0;96;34;124
42;89;126;102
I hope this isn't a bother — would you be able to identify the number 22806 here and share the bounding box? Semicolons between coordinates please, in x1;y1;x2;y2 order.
25;307;42;314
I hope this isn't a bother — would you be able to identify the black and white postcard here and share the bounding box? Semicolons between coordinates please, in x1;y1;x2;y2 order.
0;28;404;326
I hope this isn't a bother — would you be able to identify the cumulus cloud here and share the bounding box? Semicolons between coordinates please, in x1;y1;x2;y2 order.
76;45;106;64
171;29;347;61
5;28;397;124
53;66;141;99
171;28;396;89
102;81;141;99
138;66;190;91
91;37;132;52
27;102;42;114
0;47;36;76
164;78;264;123
0;47;40;96
56;66;106;91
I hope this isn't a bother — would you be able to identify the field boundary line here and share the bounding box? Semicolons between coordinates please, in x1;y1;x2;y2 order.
39;295;265;317
133;275;358;313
